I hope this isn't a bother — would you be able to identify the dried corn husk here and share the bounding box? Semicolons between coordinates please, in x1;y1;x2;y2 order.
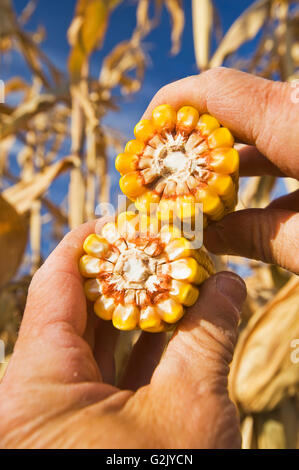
230;276;299;414
0;195;27;287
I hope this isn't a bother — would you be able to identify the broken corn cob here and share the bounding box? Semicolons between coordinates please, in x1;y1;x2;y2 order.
116;104;239;224
79;212;214;332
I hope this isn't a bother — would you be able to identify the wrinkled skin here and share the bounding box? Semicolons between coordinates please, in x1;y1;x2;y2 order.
0;67;297;448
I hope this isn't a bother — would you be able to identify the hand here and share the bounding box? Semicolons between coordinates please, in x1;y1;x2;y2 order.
144;67;299;274
0;218;246;449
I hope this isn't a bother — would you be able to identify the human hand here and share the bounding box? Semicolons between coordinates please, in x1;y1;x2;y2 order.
144;67;299;274
0;218;246;449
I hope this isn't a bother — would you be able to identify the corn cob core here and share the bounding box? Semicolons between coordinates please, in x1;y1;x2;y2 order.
116;104;239;224
79;212;214;332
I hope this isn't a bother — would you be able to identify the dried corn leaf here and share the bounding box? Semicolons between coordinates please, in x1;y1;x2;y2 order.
280;397;298;449
0;355;11;381
3;156;79;214
0;93;58;140
210;0;270;68
0;195;27;287
0;136;15;177
18;0;38;26
29;199;41;272
165;0;184;55
68;0;121;80
230;276;299;413
68;166;85;228
238;175;276;209
192;0;213;71
100;40;145;94
284;177;299;193
255;411;287;449
241;415;254;449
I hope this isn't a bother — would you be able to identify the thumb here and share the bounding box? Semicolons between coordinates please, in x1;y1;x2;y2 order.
150;271;246;448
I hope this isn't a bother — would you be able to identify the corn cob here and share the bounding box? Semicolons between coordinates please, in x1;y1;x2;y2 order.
79;212;214;332
116;104;239;224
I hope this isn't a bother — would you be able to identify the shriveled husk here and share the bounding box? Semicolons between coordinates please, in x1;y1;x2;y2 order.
230;276;299;414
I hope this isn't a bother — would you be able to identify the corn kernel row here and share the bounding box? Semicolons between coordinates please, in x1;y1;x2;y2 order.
79;212;214;332
116;104;239;224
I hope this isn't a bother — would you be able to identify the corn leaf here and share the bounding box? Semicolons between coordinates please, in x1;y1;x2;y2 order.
210;0;270;67
2;156;78;214
68;0;122;80
192;0;213;71
229;276;299;413
0;195;27;287
165;0;184;55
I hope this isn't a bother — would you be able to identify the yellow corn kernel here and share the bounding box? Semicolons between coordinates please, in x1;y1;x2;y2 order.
157;198;176;221
193;249;215;276
196;113;220;136
84;278;102;301
125;139;145;155
207;173;234;198
169;279;199;306
115;152;138;175
134;119;155;142
83;234;110;258
152;104;177;133
79;255;113;277
139;306;164;332
135;190;160;214
160;223;181;244
80;216;215;332
195;186;224;218
112;304;139;330
165;237;193;261
138;213;160;237
208;127;234;149
94;295;116;320
117;211;137;226
119;171;146;199
156;298;184;324
168;257;206;284
210;147;239;174
117;211;138;238
101;222;119;244
175;194;197;220
176;106;199;133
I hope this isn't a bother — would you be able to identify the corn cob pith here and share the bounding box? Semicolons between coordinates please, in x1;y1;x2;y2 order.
79;212;214;332
116;104;239;224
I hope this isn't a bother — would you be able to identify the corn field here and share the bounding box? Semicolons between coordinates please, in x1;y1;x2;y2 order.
0;0;299;449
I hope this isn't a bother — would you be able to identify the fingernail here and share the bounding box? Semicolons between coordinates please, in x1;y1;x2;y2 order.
216;271;247;310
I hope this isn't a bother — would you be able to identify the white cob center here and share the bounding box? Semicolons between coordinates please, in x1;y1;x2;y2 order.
163;150;188;173
114;248;158;289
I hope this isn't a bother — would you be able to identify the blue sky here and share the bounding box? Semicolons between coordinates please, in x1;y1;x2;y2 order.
2;0;269;260
8;0;257;137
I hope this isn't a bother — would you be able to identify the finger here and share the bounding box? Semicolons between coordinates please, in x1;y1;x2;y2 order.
119;332;166;391
14;217;120;387
19;214;113;341
238;145;285;177
145;272;246;448
143;68;299;179
267;189;299;211
204;208;299;274
20;219;97;340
